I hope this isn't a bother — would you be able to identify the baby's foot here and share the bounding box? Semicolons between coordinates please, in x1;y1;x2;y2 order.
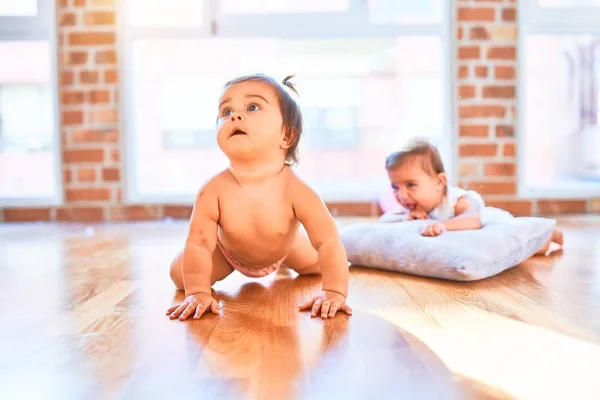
552;230;564;246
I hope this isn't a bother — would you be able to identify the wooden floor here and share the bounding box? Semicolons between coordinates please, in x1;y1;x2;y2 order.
1;216;600;400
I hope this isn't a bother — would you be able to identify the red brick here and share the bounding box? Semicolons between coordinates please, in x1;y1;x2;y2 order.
71;129;119;144
469;26;490;40
503;143;516;157
485;162;516;176
95;50;116;64
495;66;515;79
468;181;516;195
458;65;468;79
483;85;515;98
459;85;476;99
66;51;88;65
56;207;105;222
459;105;506;119
110;148;120;162
485;200;532;217
69;32;115;46
59;0;68;7
458;7;496;21
458;46;480;59
66;188;112;202
502;7;516;21
4;208;51;222
538;200;587;215
77;167;96;182
104;69;118;84
63;149;104;163
488;46;516;60
109;205;161;221
64;169;73;183
80;70;99;84
460;144;498;157
90;109;118;124
102;167;120;182
164;205;193;219
60;12;77;26
74;0;86;6
475;66;488;78
496;125;514;137
61;71;74;86
460;125;489;137
62;110;84;125
326;202;376;217
83;11;115;25
458;26;464;40
62;91;85;105
88;90;110;104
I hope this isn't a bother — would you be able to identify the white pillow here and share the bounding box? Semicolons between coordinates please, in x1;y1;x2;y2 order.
339;217;556;281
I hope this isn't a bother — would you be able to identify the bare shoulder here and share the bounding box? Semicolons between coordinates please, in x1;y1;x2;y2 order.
191;170;229;220
285;168;322;204
454;194;481;216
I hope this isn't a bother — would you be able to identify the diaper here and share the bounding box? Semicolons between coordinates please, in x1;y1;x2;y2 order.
216;237;283;278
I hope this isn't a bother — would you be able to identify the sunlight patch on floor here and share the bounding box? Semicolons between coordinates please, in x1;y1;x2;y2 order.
369;304;600;399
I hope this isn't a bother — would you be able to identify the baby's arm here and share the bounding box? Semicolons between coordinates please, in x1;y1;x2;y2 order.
444;195;482;231
422;195;482;236
168;181;222;320
291;179;352;318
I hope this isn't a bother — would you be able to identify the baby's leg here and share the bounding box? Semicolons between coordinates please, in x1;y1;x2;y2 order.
282;228;321;275
169;246;234;291
535;230;564;256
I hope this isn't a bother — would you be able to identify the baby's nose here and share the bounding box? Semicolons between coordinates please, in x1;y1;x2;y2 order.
230;113;242;122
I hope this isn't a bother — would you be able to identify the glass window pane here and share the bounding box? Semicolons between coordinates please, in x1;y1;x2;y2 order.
523;34;600;191
0;41;57;200
128;0;204;28
369;0;442;24
221;0;349;14
539;0;600;7
129;37;446;201
0;0;37;17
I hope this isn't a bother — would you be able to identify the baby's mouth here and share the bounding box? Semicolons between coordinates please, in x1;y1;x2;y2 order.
230;129;247;137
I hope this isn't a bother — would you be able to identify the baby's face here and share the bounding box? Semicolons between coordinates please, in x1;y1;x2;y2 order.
216;80;286;163
387;158;445;214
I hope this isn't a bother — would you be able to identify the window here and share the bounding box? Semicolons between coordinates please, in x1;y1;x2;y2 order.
123;1;451;203
519;2;600;197
0;3;60;205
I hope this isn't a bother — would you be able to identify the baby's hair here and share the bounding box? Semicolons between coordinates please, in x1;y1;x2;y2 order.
385;139;446;177
222;73;302;166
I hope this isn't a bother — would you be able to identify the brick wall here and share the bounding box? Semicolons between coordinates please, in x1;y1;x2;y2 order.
0;0;598;223
456;0;596;216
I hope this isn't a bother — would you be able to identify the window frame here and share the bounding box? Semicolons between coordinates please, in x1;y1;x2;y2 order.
517;1;600;199
121;0;454;204
0;0;62;207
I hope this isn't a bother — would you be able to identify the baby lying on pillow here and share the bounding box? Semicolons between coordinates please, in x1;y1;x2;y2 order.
380;140;563;256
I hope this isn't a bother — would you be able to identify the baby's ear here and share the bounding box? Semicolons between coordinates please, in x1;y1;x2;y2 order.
280;126;298;150
436;172;447;188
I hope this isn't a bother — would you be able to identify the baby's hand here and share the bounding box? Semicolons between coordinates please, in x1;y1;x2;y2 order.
166;292;222;321
408;210;429;220
421;222;446;237
299;290;352;319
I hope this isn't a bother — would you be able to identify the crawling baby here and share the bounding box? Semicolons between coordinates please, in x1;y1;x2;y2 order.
167;74;352;320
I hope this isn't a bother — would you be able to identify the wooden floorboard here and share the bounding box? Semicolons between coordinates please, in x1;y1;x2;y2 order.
1;216;599;399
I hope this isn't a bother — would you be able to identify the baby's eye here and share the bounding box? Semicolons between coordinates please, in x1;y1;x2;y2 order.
391;184;398;190
247;104;260;112
407;183;416;188
221;109;232;117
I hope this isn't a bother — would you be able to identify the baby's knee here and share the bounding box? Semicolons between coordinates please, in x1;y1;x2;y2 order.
169;253;184;291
